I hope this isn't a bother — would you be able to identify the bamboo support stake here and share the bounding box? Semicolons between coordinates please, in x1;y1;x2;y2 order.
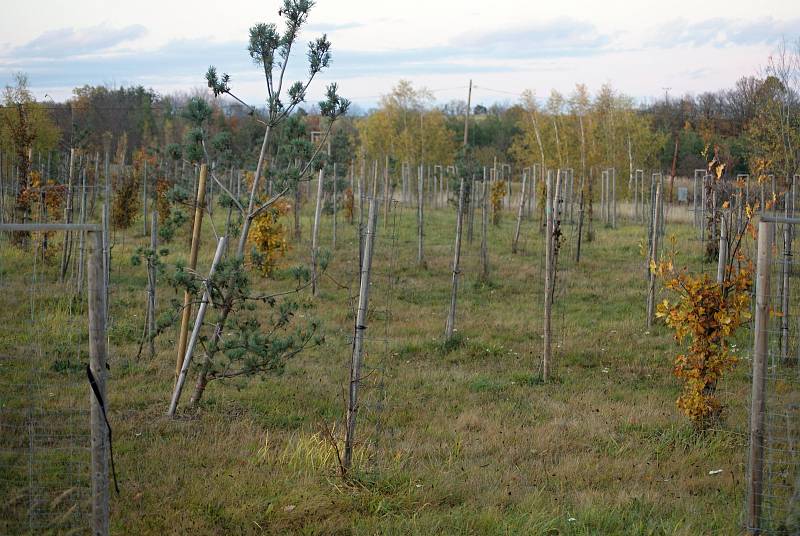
168;236;227;417
312;168;324;296
445;179;466;339
175;164;207;378
748;221;772;534
87;230;109;536
343;198;377;473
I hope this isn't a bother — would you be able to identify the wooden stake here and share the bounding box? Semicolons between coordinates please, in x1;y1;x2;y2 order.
646;181;662;328
445;179;465;339
175;163;207;378
168;236;227;416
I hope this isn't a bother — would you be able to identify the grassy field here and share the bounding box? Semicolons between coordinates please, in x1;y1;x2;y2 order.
1;197;754;534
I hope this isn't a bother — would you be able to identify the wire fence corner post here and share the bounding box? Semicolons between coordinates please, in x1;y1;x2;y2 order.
88;229;110;536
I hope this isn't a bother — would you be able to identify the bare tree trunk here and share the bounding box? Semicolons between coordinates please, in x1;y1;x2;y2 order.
383;154;390;226
512;170;527;254
646;181;662;328
169;237;227;416
576;186;585;263
236;124;272;257
343;198;377;473
311;168;324;297
142;160;148;236
480;173;489;281
148;211;158;358
332;163;337;250
76;167;88;296
543;171;557;382
60;148;76;282
417;164;424;267
468;174;476;243
445;179;465;339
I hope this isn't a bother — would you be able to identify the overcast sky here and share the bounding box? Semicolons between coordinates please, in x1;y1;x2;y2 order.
1;0;798;110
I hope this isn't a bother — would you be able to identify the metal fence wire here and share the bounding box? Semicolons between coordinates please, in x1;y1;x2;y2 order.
0;230;92;535
748;216;800;535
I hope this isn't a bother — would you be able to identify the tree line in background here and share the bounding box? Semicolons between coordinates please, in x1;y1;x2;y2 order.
2;38;798;198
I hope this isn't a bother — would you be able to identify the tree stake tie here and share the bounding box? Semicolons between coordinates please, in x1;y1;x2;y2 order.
86;364;120;495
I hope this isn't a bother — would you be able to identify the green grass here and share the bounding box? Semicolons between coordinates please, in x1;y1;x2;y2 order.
0;199;754;534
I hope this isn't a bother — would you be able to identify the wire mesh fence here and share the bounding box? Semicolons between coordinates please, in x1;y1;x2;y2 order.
748;216;800;535
0;229;94;535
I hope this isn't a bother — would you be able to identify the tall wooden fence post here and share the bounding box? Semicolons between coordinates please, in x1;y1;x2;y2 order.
747;220;773;534
344;197;377;473
88;230;109;536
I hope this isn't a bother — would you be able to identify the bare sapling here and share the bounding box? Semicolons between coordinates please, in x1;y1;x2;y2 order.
480;173;489;281
417;164;424;267
445;178;466;340
646;181;662;328
312;168;324;296
60;148;76;281
343;197;377;474
512;169;527;254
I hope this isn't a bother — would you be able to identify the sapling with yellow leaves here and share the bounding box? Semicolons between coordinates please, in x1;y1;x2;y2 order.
654;150;758;427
